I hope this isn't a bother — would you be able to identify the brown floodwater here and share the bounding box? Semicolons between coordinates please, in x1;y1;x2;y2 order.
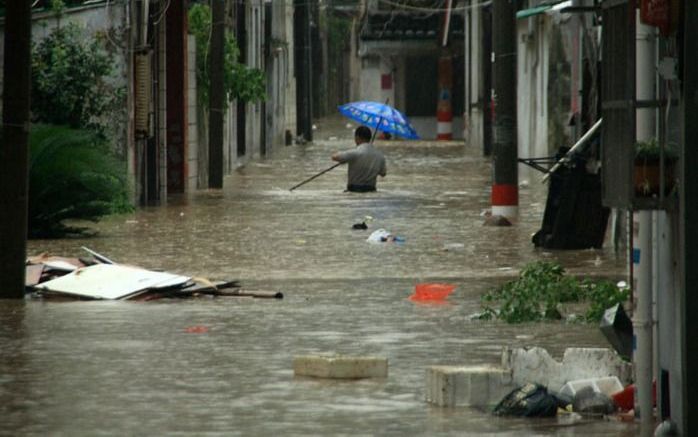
1;117;635;435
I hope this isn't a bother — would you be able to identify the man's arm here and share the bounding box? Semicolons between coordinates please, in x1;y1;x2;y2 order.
332;149;358;163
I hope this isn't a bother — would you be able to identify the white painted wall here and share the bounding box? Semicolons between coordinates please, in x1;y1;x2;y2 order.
516;15;550;163
358;55;394;105
466;1;484;148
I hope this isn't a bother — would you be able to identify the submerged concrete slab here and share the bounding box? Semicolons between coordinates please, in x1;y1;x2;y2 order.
425;365;513;407
502;346;632;393
293;355;388;379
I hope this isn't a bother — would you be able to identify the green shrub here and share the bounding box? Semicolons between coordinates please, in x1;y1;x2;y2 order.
28;124;132;238
635;137;678;161
31;22;122;132
480;261;629;323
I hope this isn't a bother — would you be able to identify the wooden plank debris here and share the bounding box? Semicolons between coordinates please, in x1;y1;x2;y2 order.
80;246;115;264
35;264;190;300
25;264;44;286
25;250;281;301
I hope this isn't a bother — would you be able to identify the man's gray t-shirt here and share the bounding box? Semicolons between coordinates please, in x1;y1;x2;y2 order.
335;142;387;188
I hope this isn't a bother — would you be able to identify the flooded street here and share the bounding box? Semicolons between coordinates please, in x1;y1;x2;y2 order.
2;118;634;435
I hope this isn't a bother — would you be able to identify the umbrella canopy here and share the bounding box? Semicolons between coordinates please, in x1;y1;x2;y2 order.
338;101;419;140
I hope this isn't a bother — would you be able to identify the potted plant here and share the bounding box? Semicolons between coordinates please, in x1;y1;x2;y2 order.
634;138;678;197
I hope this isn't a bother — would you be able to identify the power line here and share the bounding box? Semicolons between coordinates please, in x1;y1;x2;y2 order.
377;0;491;13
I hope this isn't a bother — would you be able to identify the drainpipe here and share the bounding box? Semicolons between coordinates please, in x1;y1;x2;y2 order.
634;12;656;436
140;0;149;48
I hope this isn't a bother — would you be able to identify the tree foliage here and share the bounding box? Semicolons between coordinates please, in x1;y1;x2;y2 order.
188;3;266;109
27;125;131;238
31;22;122;132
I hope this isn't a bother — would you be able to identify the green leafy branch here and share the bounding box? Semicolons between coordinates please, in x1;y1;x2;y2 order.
189;3;266;110
479;261;630;323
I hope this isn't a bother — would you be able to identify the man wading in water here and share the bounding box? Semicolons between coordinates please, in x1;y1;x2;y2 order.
331;125;387;192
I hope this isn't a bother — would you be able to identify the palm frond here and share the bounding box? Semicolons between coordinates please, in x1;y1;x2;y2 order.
28;124;130;238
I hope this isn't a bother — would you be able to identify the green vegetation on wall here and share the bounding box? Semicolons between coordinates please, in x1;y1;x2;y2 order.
188;3;266;109
25;2;131;237
328;13;352;54
31;21;124;133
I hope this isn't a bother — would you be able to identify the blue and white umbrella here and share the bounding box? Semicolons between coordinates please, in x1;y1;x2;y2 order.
338;101;419;140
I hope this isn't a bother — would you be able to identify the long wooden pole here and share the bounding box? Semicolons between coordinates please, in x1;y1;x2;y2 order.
289;163;341;191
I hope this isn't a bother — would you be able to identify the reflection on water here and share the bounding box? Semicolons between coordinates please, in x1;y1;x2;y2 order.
2;118;632;435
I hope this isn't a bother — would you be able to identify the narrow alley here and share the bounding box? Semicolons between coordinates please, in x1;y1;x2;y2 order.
0;118;635;435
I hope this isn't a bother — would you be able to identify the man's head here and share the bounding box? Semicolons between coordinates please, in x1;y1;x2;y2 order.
354;126;372;145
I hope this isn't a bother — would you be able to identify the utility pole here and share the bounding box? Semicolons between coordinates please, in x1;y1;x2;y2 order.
682;2;698;434
482;4;492;156
208;0;225;188
490;0;517;219
0;1;32;298
236;0;247;157
294;0;313;142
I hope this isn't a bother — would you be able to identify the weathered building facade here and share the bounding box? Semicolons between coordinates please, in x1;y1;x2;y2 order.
353;0;466;140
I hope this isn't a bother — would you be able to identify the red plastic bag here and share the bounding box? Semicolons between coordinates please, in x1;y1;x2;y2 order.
409;283;456;302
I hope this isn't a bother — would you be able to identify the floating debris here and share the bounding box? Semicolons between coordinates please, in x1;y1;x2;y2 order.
25;247;282;301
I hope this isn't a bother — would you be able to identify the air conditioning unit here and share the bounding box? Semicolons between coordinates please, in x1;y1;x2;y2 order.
134;50;152;138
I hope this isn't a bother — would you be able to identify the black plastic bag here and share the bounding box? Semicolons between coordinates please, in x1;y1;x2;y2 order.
493;383;559;417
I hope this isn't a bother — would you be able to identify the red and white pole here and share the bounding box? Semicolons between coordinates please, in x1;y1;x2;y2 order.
437;56;453;141
491;184;519;218
490;0;518;220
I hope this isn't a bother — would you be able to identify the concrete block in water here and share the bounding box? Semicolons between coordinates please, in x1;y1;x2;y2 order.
293;355;388;379
425;366;513;407
502;346;632;393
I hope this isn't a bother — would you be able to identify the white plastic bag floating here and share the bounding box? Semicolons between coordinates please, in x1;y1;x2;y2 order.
367;229;392;243
367;229;404;243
